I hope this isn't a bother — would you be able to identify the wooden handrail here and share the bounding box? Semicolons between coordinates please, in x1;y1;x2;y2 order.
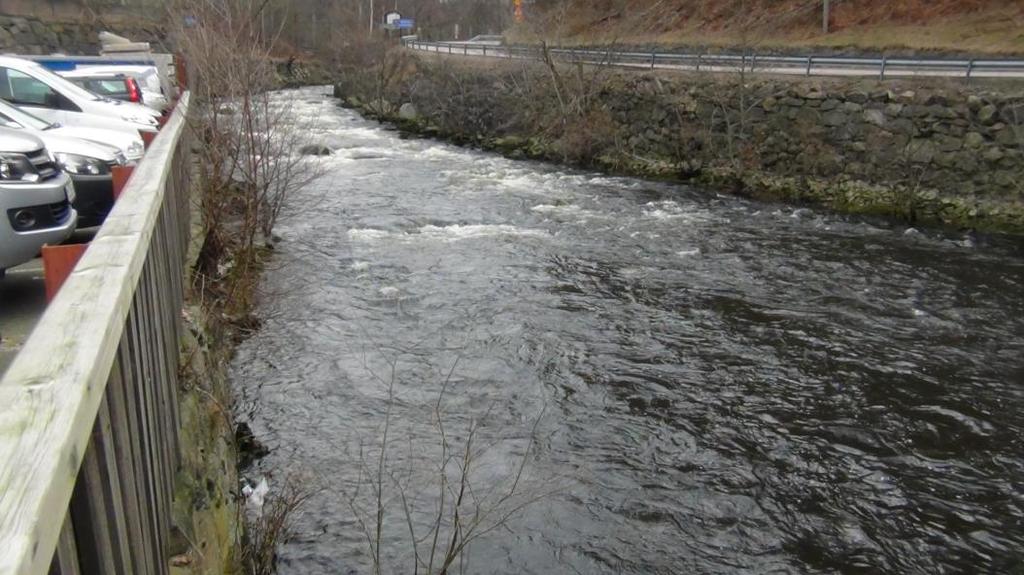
0;92;192;575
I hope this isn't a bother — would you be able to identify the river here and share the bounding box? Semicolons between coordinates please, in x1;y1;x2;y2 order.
229;87;1024;574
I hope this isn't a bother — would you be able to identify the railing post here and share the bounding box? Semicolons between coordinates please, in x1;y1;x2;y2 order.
651;51;656;70
879;56;887;80
806;56;813;76
966;59;975;84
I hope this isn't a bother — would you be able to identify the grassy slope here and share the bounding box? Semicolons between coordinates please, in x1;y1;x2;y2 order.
512;0;1024;55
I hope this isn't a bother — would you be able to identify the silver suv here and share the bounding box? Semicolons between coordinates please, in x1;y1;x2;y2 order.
0;127;76;277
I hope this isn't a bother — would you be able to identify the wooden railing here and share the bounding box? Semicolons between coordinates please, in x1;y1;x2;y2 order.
0;92;192;575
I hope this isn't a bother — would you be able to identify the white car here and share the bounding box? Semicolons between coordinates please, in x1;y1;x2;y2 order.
60;65;169;113
0;98;145;162
0;56;160;135
0;100;127;227
0;127;76;276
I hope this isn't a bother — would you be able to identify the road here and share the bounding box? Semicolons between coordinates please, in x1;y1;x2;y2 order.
406;41;1024;80
0;259;47;377
0;228;97;377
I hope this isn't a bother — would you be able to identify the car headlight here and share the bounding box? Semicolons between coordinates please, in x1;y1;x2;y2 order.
0;153;40;183
126;140;145;158
54;152;110;176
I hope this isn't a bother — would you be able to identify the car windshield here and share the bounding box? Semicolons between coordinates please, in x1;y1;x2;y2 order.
26;62;115;103
0;98;52;130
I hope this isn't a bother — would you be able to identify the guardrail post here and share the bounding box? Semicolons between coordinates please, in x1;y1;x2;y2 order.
751;53;757;71
651;51;656;70
966;59;975;83
696;53;701;72
879;56;887;80
806;56;813;76
483;45;487;57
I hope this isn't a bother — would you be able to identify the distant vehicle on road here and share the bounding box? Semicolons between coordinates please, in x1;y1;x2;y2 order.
0;128;76;277
59;67;169;113
0;97;145;162
0;56;160;135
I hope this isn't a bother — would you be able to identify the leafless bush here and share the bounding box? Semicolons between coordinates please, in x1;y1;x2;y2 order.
168;0;322;310
240;477;314;575
345;358;556;575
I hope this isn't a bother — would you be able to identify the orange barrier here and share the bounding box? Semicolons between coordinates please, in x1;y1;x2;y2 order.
111;165;135;200
42;243;88;301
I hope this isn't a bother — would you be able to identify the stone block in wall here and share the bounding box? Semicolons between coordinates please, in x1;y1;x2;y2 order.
935;134;963;153
907;139;937;164
863;109;886;127
964;132;986;148
978;105;999;125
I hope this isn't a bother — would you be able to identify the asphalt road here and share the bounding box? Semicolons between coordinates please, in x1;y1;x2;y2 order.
0;259;47;377
0;227;97;377
407;42;1024;80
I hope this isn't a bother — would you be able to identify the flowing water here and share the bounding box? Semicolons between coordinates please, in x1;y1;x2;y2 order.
230;88;1024;574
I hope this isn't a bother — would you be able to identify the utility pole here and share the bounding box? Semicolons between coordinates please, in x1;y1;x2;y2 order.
822;0;830;34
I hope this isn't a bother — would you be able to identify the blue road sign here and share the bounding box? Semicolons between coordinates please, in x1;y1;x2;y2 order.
397;19;415;30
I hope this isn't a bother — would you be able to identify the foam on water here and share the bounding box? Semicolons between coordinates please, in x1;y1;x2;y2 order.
347;224;549;243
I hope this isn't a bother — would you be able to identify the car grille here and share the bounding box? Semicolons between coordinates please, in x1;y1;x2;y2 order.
50;201;71;224
26;148;59;181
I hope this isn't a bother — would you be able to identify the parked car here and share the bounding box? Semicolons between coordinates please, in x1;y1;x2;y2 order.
0;100;126;226
60;67;169;113
61;72;144;103
0;97;145;162
0;56;160;135
0;128;76;277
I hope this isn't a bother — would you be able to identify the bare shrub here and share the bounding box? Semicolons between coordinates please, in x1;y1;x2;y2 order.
168;0;322;312
344;358;557;575
240;477;315;575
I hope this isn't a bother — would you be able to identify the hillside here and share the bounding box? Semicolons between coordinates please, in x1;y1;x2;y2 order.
514;0;1024;56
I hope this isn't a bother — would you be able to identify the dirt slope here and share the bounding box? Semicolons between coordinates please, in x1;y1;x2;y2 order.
517;0;1024;55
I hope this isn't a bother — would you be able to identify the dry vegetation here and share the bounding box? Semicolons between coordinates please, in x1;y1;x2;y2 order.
511;0;1024;55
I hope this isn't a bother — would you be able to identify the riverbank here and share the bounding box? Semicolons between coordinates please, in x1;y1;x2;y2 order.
333;53;1024;234
170;145;287;574
505;0;1024;56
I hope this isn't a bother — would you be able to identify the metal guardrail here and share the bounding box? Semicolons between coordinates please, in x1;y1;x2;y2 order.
404;40;1024;81
0;92;191;575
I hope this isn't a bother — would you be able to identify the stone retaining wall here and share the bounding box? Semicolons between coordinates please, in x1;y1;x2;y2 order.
0;14;164;55
336;56;1024;233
